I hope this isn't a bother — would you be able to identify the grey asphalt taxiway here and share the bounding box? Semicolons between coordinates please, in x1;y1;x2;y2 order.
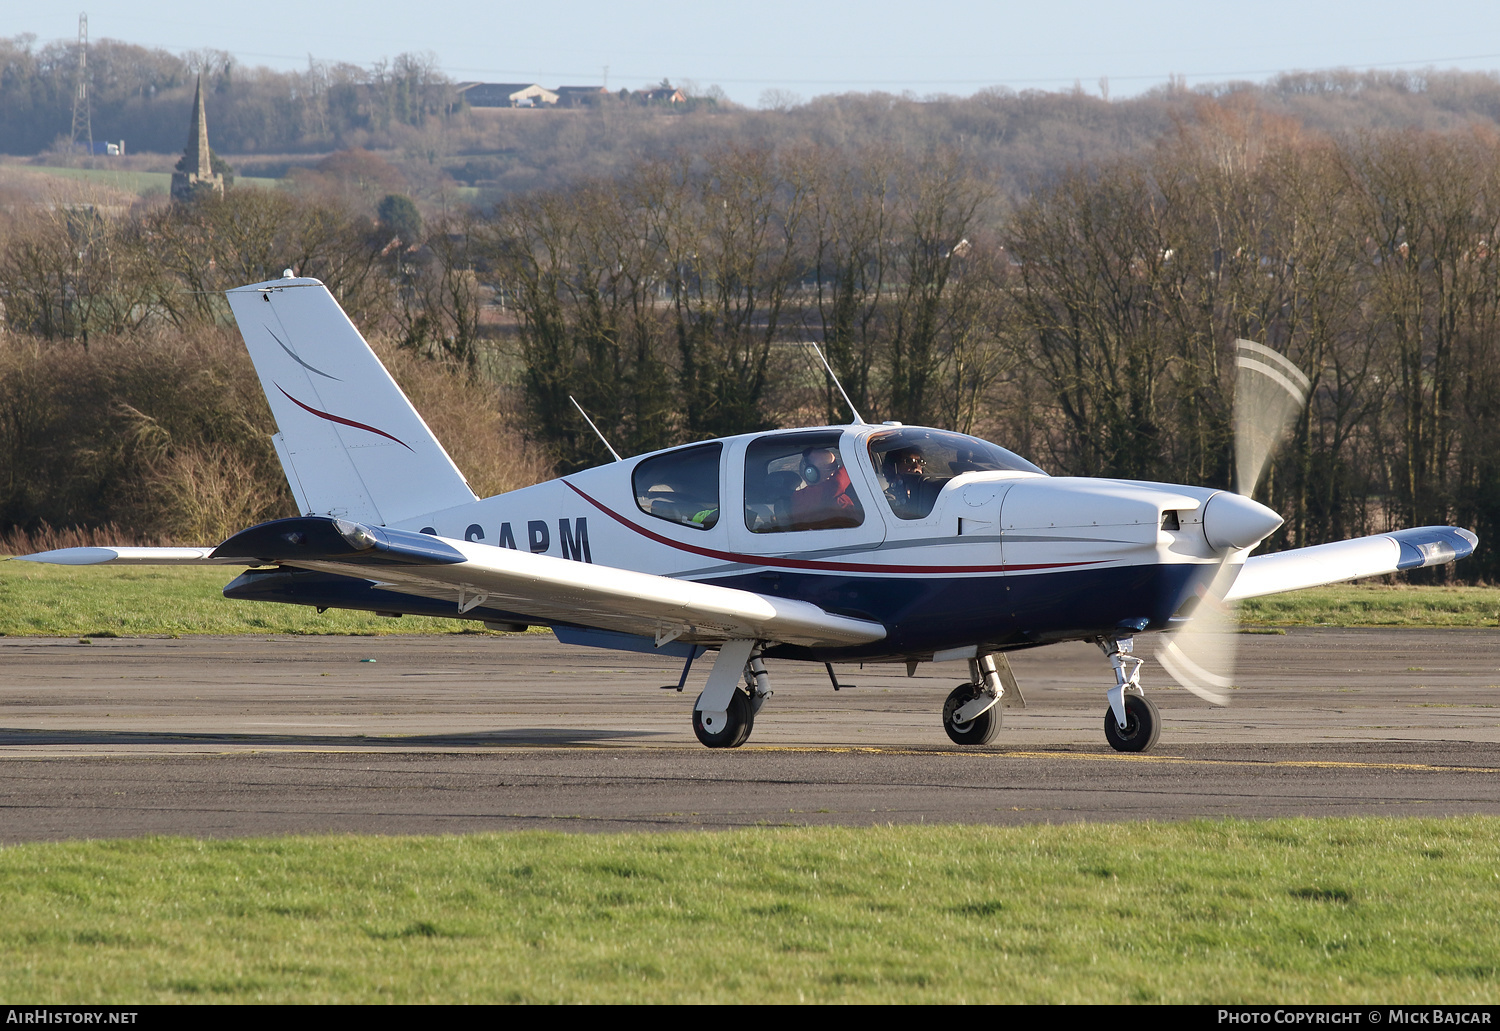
1;628;1498;841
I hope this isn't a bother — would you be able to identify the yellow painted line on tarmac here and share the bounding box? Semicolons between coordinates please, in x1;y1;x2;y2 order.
4;744;1498;774
1001;750;1500;774
746;745;1500;773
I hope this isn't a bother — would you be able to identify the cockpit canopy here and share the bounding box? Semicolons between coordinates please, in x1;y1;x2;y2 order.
629;426;1045;534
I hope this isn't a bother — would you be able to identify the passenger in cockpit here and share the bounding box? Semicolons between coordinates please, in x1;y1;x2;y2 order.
790;446;859;528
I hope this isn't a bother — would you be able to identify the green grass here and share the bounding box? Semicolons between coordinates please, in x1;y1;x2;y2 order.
1;560;1494;636
22;165;280;195
2;819;1497;1003
0;561;492;636
1241;584;1500;627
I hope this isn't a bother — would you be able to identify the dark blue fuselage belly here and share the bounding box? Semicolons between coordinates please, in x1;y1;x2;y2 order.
706;561;1206;660
225;560;1211;662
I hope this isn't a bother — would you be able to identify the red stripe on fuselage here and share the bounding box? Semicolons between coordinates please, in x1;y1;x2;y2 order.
562;481;1096;575
276;385;414;451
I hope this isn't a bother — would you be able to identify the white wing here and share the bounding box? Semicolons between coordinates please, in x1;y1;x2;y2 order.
1225;526;1477;602
21;517;885;650
213;517;885;649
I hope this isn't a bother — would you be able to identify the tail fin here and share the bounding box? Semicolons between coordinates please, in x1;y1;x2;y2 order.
227;277;477;525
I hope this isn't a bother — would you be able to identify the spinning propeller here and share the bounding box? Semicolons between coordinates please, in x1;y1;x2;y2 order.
1156;340;1311;704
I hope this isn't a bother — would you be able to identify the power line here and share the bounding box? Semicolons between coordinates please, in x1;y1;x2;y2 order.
69;12;92;152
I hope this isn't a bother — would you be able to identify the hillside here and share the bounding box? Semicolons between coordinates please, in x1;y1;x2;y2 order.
7;30;1500;202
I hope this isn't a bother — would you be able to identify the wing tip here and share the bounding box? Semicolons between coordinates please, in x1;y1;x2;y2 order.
1390;526;1478;569
13;547;119;565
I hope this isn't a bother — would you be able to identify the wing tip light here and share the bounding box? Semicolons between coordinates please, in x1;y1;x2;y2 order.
1389;526;1478;570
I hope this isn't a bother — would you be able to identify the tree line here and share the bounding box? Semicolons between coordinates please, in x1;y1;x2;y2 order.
0;35;453;155
15;28;1500;210
474;102;1500;578
2;97;1498;580
0;187;547;545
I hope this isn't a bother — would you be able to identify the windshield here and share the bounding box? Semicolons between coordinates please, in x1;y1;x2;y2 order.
868;428;1045;520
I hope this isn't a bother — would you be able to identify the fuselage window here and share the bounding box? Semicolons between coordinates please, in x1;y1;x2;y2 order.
632;442;723;530
744;431;864;533
869;428;1046;520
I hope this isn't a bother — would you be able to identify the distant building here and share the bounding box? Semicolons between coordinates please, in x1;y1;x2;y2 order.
170;74;223;201
451;81;688;110
635;86;687;105
455;82;559;108
555;86;609;107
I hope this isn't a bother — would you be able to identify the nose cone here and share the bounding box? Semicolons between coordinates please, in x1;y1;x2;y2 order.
1202;491;1283;550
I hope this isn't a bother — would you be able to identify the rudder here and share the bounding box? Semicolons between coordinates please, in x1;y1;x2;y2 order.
227;276;477;525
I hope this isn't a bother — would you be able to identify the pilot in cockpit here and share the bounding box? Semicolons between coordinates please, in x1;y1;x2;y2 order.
883;446;930;519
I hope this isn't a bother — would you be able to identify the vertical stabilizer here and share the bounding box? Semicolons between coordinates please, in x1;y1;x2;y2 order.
227;277;477;525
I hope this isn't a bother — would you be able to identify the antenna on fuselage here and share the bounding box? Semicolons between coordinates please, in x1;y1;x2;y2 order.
569;396;624;462
805;341;866;425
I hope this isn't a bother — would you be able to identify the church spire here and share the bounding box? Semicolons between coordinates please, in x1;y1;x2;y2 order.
190;73;212;180
171;72;224;201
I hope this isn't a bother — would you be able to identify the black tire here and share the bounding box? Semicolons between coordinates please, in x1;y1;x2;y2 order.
943;683;1002;745
1104;694;1160;753
693;689;754;748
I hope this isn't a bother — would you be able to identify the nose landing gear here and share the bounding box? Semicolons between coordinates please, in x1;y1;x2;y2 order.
1099;637;1159;752
1104;693;1160;752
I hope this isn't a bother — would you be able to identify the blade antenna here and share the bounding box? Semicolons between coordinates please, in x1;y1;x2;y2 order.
806;341;866;425
569;396;623;462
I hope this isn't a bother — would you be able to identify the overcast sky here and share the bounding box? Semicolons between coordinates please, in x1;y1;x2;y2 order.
6;1;1500;106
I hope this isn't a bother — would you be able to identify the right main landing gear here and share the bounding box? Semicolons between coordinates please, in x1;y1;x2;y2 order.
691;642;770;749
693;687;754;748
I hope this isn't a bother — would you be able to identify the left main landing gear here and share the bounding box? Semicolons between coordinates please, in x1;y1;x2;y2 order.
943;683;1001;744
1099;637;1159;753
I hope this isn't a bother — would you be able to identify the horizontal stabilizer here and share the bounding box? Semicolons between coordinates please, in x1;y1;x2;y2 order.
214;516;888;649
1225;526;1477;601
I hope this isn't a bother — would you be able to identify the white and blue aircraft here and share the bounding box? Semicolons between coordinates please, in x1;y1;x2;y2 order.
20;274;1478;751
